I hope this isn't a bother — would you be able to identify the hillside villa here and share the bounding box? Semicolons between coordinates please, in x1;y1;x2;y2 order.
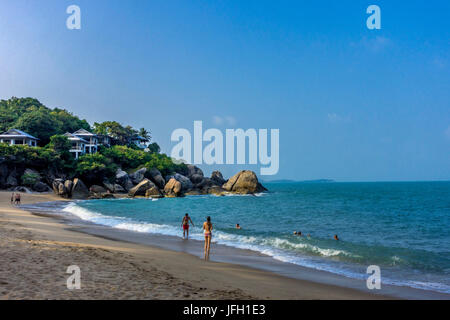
131;135;150;149
63;132;89;159
72;129;99;154
0;128;149;159
0;129;39;147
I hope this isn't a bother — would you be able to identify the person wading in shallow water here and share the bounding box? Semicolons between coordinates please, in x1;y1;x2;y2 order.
181;213;194;239
203;216;213;261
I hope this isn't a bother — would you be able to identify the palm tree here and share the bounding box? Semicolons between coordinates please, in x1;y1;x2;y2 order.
138;128;151;141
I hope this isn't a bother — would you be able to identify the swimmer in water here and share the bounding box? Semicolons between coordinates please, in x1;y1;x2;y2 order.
181;213;194;239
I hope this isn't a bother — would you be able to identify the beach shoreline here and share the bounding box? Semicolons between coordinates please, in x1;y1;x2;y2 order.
1;190;441;300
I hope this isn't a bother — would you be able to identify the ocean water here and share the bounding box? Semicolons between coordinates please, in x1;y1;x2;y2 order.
62;181;450;294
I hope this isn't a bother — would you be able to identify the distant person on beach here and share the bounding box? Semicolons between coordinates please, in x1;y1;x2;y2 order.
203;216;213;261
181;213;194;239
15;193;21;205
235;224;241;229
293;231;302;236
334;234;339;241
11;193;14;205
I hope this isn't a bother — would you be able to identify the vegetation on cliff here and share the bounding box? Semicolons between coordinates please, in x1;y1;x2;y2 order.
0;97;186;188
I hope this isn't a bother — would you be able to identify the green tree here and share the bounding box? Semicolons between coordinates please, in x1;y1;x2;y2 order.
14;107;61;145
99;145;150;170
138;128;151;140
21;173;40;186
147;142;160;154
75;153;117;185
0;97;91;145
47;135;71;153
93;121;138;145
51;108;91;133
0;97;46;132
144;153;187;177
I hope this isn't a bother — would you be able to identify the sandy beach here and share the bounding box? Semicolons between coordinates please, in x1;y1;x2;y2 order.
0;191;390;300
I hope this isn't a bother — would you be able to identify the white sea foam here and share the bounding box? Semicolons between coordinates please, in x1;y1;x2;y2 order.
62;202;180;237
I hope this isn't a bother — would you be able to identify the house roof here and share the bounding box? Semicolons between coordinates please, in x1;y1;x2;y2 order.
133;135;149;142
64;132;89;143
73;128;97;137
0;129;39;140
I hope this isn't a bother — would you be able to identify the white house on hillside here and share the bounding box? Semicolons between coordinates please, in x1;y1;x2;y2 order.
72;129;99;154
1;127;151;160
64;132;89;159
131;135;150;149
97;134;111;147
0;129;39;147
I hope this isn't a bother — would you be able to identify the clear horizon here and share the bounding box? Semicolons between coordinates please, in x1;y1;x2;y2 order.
0;0;449;181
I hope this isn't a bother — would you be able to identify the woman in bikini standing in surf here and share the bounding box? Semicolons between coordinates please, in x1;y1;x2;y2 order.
203;216;213;261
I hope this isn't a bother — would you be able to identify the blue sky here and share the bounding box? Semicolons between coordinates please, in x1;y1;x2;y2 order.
0;0;449;181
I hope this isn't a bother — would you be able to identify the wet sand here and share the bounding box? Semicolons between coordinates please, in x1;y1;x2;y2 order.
0;191;392;300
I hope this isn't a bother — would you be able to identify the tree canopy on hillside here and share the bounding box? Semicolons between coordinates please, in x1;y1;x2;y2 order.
0;97;91;145
93;121;151;146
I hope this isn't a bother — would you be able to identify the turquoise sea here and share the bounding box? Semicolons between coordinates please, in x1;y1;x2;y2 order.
61;181;450;294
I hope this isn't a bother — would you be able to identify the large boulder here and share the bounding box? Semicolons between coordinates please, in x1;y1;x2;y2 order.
115;169;134;191
52;179;64;194
33;182;52;193
113;184;126;193
164;178;182;197
165;173;193;192
146;168;165;189
12;186;32;193
129;168;147;185
185;190;202;196
90;185;107;194
190;174;204;184
186;164;204;178
208;185;226;196
195;177;215;190
89;193;115;200
103;180;115;193
211;170;226;186
193;177;226;195
6;170;18;188
222;170;267;194
64;180;73;195
128;178;155;197
44;167;66;186
58;183;70;198
145;186;163;198
0;163;8;188
71;178;89;199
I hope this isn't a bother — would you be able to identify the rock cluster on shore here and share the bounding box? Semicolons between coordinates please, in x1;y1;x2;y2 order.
0;158;267;199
